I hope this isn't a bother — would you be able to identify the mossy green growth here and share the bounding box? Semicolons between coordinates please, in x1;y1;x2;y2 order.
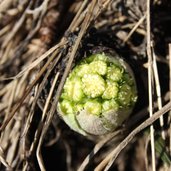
58;53;137;135
82;74;105;98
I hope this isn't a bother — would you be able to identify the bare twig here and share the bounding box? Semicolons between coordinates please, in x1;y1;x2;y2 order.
36;72;59;171
146;1;156;171
169;44;171;158
22;52;62;162
123;13;146;43
78;131;122;171
0;146;12;170
152;48;165;139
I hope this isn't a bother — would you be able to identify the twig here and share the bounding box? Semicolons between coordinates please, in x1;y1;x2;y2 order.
5;79;17;121
36;72;59;171
68;0;88;32
146;1;156;171
22;53;62;160
78;131;121;171
152;48;165;139
123;13;146;43
169;44;171;159
0;146;12;170
14;43;62;80
0;24;11;37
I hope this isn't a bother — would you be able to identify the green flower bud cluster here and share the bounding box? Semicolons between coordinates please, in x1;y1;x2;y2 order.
58;53;137;135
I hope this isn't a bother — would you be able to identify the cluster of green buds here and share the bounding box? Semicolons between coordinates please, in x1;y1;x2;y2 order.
57;53;137;136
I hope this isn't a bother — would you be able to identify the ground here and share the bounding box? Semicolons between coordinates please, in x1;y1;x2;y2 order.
0;0;171;171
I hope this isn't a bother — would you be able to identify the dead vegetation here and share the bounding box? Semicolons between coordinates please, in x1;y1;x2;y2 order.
0;0;171;170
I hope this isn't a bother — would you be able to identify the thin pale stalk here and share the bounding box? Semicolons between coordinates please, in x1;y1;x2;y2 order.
146;0;156;171
37;72;59;171
153;50;165;139
169;44;171;161
123;13;146;43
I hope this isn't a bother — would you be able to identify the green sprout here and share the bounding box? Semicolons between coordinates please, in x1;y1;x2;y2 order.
58;53;137;135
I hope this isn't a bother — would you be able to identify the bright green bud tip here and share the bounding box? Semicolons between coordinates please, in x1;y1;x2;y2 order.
58;52;138;136
89;60;107;75
106;65;123;82
84;100;102;115
102;81;118;99
82;74;105;98
74;64;90;77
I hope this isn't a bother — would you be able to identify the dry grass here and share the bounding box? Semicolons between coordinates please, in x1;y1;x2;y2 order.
0;0;171;171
